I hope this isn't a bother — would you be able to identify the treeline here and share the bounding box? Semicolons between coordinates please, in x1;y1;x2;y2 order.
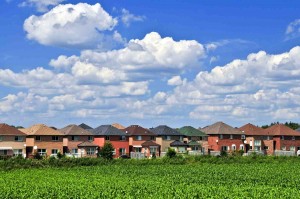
261;121;300;130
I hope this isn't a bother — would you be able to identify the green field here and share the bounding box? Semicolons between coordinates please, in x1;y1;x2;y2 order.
0;159;300;198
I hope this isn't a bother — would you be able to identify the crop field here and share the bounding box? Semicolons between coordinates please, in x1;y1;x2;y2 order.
0;161;300;198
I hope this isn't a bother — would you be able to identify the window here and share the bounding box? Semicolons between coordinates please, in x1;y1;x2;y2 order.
240;144;244;151
0;150;7;155
13;149;22;156
290;146;295;151
105;136;110;141
36;136;41;141
71;136;79;141
150;136;155;141
51;149;58;155
150;147;157;154
0;136;3;141
119;148;126;155
38;149;47;156
112;149;116;155
221;146;228;151
15;136;23;142
179;136;184;141
264;146;269;150
135;147;142;152
52;136;59;141
231;144;236;151
71;149;78;154
199;137;203;141
267;136;270;140
230;135;233;139
292;136;295;141
88;136;93;141
165;135;171;140
120;136;126;141
135;135;142;141
254;140;261;146
281;136;285;140
219;134;223;139
241;135;246;140
87;148;95;155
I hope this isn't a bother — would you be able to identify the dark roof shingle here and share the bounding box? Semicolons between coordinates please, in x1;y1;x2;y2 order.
59;124;93;136
122;125;156;136
202;122;242;135
150;125;183;136
92;125;127;136
178;126;207;137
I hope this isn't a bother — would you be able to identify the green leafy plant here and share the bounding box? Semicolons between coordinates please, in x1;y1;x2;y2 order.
166;148;176;158
99;142;115;160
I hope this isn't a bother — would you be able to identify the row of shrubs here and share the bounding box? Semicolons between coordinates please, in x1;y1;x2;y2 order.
1;151;300;170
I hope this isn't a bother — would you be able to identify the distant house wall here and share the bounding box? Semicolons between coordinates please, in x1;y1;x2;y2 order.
26;135;64;156
94;136;129;158
0;135;26;156
208;135;244;152
63;135;92;153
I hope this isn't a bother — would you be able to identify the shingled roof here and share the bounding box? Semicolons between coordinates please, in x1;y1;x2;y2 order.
239;123;266;136
77;141;98;147
112;123;125;130
170;140;188;147
188;140;201;146
201;122;242;135
264;124;300;136
59;124;93;136
178;126;207;137
92;125;127;136
78;123;93;130
20;124;64;136
149;125;183;136
141;141;160;147
0;124;27;136
122;125;156;136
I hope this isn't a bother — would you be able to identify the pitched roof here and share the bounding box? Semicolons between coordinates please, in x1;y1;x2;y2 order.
20;124;64;136
201;122;242;135
141;140;160;147
78;123;93;130
170;140;188;147
178;126;207;137
239;123;266;136
59;124;93;136
77;141;98;147
264;124;300;136
149;125;183;136
0;124;27;136
112;123;125;130
188;140;201;146
91;125;127;136
122;125;156;136
296;128;300;132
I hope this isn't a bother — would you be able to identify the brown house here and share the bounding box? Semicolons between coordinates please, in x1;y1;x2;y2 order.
0;124;27;157
202;122;245;154
20;124;64;157
59;124;97;158
122;125;159;157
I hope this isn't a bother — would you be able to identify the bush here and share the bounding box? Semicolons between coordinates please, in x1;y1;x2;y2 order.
220;150;228;157
99;142;115;160
33;152;42;160
166;148;176;158
57;151;64;159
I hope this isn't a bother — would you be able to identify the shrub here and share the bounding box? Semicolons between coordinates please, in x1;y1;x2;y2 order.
99;142;115;160
166;148;176;158
33;152;42;160
220;150;228;157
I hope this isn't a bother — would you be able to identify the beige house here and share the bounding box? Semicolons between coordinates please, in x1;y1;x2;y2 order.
20;124;64;157
0;124;27;157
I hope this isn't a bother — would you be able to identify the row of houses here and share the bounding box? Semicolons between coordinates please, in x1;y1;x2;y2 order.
0;121;300;158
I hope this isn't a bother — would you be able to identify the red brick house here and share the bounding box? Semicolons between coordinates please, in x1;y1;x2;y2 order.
91;125;129;158
122;125;159;158
264;124;300;155
0;124;27;157
202;122;245;154
59;124;97;158
20;124;64;157
239;123;274;155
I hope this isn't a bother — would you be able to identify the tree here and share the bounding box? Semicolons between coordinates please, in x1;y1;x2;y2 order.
99;142;115;160
166;148;176;158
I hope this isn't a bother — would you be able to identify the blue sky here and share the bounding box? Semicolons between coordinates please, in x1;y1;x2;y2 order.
1;0;300;128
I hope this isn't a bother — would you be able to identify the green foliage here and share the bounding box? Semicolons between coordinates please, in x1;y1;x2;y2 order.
1;160;300;198
33;152;42;160
220;150;228;157
166;148;176;158
99;142;115;160
56;151;64;159
261;121;300;130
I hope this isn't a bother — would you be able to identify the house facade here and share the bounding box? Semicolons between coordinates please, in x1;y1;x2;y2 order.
59;124;97;158
20;124;64;157
92;125;129;158
202;122;245;154
122;125;159;157
178;126;208;153
0;124;27;157
150;125;184;153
